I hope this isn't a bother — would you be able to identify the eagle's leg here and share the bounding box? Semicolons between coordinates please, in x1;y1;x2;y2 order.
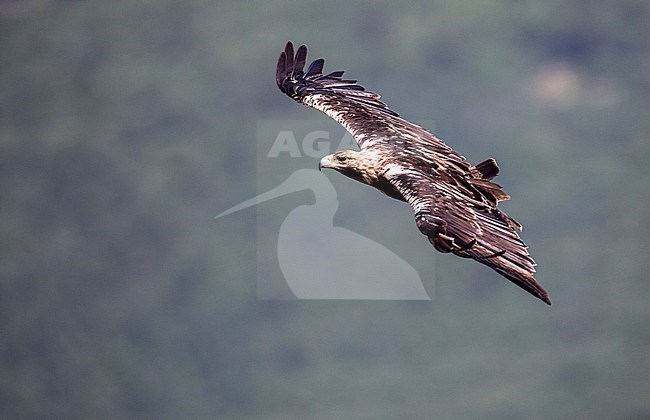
457;238;477;252
447;237;506;260
429;234;455;253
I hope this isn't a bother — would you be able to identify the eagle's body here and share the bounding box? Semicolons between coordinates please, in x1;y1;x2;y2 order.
276;42;551;305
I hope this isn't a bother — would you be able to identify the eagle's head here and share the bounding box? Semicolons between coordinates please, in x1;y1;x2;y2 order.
318;150;381;185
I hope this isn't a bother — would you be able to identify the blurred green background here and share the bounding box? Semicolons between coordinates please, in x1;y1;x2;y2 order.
1;0;649;418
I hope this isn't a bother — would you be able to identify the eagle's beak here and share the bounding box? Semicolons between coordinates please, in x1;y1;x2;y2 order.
318;155;333;171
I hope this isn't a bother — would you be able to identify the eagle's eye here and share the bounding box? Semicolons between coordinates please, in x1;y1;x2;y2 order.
336;155;347;162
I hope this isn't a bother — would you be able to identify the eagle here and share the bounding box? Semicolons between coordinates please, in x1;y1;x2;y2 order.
276;41;551;305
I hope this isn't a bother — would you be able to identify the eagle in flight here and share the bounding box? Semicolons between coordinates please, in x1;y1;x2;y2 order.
276;42;550;305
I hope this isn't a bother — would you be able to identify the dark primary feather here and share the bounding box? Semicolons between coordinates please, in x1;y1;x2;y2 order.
305;58;325;77
276;41;550;305
293;45;307;77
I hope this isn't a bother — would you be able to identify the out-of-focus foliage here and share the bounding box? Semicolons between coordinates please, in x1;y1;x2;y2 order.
1;0;648;418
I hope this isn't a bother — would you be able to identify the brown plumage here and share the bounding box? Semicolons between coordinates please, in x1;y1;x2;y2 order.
276;41;551;305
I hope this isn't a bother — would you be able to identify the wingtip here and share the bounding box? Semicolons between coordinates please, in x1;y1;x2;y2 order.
531;284;552;305
284;40;294;56
535;282;551;305
278;41;312;93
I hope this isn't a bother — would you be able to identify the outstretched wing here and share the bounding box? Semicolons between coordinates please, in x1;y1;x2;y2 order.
386;164;550;305
276;41;466;166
